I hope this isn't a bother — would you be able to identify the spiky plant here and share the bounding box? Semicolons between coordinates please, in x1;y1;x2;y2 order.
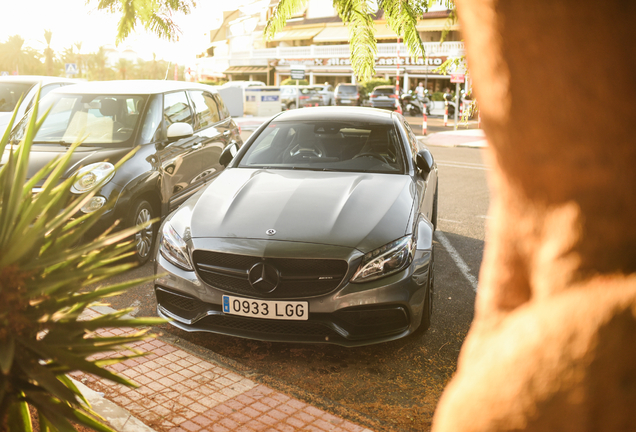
0;91;166;431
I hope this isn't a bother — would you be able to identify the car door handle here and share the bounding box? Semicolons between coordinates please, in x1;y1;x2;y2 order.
192;143;203;150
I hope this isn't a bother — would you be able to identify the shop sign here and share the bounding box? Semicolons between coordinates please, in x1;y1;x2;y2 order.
278;56;446;68
450;73;465;83
376;57;444;66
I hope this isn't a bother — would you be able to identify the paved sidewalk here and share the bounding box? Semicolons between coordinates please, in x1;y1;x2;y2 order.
72;307;373;432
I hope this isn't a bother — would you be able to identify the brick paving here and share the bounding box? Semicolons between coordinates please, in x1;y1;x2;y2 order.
72;308;373;432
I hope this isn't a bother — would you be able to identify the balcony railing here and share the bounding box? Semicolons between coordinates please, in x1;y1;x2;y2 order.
219;41;463;66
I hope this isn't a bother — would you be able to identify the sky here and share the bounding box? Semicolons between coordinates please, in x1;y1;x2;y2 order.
0;0;237;66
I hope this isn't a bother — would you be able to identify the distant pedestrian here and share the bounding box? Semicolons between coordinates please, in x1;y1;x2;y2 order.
415;82;425;98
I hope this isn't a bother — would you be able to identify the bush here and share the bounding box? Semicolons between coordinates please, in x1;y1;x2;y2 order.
360;78;392;94
430;91;446;101
281;78;309;86
0;90;165;431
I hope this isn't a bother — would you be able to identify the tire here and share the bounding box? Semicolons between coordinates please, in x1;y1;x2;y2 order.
288;102;297;110
130;199;156;266
409;107;418;116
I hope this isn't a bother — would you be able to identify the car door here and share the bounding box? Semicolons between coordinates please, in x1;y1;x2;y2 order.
187;89;232;186
158;90;202;210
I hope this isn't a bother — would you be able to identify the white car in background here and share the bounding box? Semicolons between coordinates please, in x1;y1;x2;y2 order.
311;83;335;106
0;75;80;133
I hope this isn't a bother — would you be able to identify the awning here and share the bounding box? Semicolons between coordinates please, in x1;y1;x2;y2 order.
224;66;268;74
271;27;323;42
416;17;459;32
374;22;399;39
313;26;349;43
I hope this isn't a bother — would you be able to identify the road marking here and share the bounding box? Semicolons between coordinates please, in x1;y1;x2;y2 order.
435;230;479;292
439;218;463;223
477;215;491;219
128;300;141;316
436;162;489;171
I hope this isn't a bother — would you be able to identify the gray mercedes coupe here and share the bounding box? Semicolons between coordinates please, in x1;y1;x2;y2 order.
154;107;438;346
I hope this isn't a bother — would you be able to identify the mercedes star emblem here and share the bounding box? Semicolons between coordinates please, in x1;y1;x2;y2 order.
266;229;276;236
248;262;280;293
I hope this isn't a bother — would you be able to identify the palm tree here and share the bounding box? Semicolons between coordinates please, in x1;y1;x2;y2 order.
116;57;134;79
44;29;55;76
0;35;27;75
74;41;83;77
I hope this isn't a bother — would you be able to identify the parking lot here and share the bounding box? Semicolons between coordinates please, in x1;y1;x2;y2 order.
100;122;489;431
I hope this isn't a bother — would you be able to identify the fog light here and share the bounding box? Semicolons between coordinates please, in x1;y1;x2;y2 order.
81;196;106;213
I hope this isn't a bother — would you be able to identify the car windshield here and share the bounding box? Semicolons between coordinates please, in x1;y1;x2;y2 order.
337;86;357;95
373;88;395;95
0;83;34;112
238;120;405;174
11;92;147;146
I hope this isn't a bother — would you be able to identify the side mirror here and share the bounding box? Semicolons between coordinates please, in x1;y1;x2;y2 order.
415;149;434;175
220;142;239;167
167;122;194;142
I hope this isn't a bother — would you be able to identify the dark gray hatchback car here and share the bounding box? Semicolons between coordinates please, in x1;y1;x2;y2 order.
9;80;242;264
154;107;438;346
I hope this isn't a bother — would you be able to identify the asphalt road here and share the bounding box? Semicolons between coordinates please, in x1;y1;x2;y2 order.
101;140;489;431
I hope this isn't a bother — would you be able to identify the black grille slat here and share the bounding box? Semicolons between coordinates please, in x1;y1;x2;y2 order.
199;315;339;337
191;250;349;299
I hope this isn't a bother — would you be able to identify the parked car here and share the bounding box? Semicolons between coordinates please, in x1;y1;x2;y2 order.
369;85;401;111
280;85;323;110
8;80;242;264
154;106;438;346
311;83;335;106
0;75;80;133
334;83;368;106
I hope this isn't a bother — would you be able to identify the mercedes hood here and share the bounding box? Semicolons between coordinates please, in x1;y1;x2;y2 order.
185;168;416;253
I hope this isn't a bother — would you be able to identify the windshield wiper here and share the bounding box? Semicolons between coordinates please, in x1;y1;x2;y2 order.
33;140;73;146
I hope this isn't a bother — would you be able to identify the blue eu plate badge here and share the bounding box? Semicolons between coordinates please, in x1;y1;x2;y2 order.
223;296;230;313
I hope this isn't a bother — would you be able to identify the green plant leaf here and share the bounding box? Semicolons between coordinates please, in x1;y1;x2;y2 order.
7;397;33;432
0;336;15;374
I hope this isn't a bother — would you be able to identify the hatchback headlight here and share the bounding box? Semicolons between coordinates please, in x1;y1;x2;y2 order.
159;223;193;271
71;162;115;194
351;236;415;283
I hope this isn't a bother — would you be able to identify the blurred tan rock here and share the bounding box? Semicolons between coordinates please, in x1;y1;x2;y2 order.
432;1;636;430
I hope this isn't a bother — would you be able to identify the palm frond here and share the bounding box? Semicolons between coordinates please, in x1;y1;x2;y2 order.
264;0;310;41
333;0;377;81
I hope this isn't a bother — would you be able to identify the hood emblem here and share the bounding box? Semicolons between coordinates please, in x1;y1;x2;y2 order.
266;229;276;236
248;262;280;293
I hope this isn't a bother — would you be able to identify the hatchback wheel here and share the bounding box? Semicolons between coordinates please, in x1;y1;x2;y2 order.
130;199;156;265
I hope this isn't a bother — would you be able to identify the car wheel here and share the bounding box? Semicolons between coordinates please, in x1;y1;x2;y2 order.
409;107;418;116
288;102;297;110
130;199;156;265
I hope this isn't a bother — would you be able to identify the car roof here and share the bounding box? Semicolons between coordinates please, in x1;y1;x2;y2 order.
271;106;395;124
48;80;220;95
0;75;81;85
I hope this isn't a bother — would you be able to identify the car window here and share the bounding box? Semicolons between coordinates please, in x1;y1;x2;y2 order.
373;88;395;95
337;85;357;95
140;95;163;143
238;120;405;174
164;91;193;126
0;82;33;112
402;119;419;160
188;90;221;130
212;93;230;120
25;84;62;111
12;93;146;146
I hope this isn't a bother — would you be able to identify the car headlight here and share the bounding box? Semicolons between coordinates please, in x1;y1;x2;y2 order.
350;236;416;283
159;223;193;271
71;162;115;194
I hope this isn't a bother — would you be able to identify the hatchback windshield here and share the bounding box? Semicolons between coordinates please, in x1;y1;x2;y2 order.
0;83;34;112
239;120;405;174
373;87;396;95
12;93;147;146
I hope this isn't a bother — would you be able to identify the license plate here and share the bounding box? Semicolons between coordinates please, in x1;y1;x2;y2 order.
341;99;351;103
222;295;308;320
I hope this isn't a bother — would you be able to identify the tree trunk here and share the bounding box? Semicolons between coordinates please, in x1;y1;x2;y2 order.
432;1;636;431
